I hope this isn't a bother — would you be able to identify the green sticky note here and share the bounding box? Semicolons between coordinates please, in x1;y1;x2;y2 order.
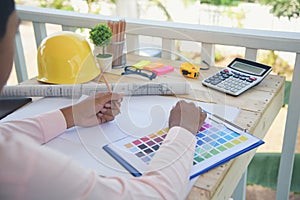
133;60;151;69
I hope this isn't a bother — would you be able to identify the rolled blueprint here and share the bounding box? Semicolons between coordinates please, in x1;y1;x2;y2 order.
1;82;190;97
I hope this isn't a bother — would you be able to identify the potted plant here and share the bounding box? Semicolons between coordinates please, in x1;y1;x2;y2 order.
89;23;113;72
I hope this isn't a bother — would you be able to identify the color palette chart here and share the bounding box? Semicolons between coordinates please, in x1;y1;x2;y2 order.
103;114;264;179
122;128;168;165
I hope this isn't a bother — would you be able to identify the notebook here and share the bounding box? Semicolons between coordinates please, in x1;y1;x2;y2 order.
0;97;32;120
103;112;264;179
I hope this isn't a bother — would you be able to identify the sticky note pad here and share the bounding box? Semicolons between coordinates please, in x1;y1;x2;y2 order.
133;60;151;69
143;62;164;70
152;66;174;76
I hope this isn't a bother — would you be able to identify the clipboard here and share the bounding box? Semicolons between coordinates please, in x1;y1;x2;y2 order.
0;97;32;119
103;112;264;179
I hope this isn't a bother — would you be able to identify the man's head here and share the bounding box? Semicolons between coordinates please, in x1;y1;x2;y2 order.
0;0;18;91
0;0;16;39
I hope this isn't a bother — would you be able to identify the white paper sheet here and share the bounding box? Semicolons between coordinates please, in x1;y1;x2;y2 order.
1;95;240;193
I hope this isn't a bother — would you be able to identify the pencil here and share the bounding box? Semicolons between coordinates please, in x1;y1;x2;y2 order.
107;20;113;31
113;21;118;66
117;20;123;65
101;74;121;112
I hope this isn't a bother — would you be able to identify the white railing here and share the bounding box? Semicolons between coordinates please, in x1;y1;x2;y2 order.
15;5;300;200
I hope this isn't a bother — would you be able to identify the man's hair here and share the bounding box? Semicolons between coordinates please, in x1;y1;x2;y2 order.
0;0;16;38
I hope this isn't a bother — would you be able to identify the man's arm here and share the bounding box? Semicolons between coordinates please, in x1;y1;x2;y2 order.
0;125;196;199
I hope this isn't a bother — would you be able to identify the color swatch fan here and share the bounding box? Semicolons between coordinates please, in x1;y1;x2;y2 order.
103;112;264;179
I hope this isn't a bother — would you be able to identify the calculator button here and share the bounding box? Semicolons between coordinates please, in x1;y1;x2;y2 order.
246;78;253;83
219;76;226;81
211;79;223;85
217;83;224;87
221;73;230;79
204;79;211;83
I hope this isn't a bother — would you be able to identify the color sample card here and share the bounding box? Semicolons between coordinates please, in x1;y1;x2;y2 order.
103;114;264;179
122;128;168;164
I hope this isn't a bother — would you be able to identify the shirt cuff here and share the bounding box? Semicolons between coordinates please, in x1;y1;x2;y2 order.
164;126;196;150
38;110;67;142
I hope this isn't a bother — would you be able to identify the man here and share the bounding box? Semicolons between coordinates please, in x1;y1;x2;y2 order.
0;1;207;199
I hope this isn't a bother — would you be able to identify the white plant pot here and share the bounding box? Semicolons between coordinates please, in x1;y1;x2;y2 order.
96;54;113;72
93;46;103;56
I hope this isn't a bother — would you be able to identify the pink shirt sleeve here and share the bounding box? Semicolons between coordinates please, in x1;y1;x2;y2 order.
0;110;196;200
0;110;67;144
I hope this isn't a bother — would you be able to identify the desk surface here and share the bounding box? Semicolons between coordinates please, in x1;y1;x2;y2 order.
101;54;285;200
22;54;285;200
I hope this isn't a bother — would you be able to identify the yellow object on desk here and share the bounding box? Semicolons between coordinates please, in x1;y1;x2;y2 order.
180;62;200;79
37;31;100;84
143;62;164;70
132;60;151;69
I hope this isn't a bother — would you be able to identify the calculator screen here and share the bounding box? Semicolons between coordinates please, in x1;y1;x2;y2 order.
231;61;264;76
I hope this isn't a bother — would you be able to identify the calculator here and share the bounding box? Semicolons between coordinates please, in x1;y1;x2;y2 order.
202;58;272;96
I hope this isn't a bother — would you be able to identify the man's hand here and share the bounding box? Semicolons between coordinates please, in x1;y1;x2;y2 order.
60;92;123;128
169;100;207;134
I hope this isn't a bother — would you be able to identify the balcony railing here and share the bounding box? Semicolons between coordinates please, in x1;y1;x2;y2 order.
15;5;300;200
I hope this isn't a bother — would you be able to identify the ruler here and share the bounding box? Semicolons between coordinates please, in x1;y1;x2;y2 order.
1;82;190;97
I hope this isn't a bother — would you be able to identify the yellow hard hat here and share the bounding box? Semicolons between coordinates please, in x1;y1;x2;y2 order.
37;31;100;84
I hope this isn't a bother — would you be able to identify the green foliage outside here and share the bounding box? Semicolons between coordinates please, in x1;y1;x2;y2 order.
38;0;74;11
223;7;246;28
258;50;293;104
187;0;300;20
89;23;112;54
34;0;300;21
215;50;225;62
258;50;293;81
199;0;240;6
148;0;173;21
258;0;300;20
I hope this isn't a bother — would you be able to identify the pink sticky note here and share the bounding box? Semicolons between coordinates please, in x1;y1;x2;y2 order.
152;66;174;76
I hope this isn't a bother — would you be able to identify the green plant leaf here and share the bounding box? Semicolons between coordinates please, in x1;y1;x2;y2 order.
89;23;112;47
